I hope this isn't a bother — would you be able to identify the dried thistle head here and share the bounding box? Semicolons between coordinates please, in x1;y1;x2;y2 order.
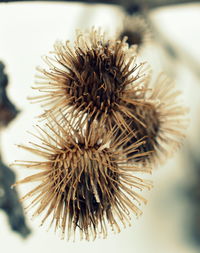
121;74;188;165
32;28;150;131
118;14;151;50
13;116;152;241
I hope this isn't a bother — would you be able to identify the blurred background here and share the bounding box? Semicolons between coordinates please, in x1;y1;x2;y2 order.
0;0;200;252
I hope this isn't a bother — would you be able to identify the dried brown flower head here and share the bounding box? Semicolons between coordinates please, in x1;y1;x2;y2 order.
14;116;152;241
32;28;150;131
121;74;188;165
118;15;151;50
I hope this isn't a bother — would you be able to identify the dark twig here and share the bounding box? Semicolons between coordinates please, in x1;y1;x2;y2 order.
0;0;199;13
0;156;31;238
0;62;19;127
0;61;30;238
147;17;200;79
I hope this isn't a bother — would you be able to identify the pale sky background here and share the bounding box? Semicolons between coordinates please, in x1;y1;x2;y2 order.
0;2;200;253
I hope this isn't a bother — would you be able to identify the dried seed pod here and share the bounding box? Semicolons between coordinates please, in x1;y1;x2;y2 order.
118;14;151;50
121;74;188;165
13;116;152;241
31;28;150;131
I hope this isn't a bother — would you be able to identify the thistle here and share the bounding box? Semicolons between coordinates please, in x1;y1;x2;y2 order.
121;74;188;165
13;116;152;241
31;28;150;132
117;15;151;50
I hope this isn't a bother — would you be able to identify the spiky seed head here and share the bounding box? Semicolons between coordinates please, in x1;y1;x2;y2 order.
121;74;188;165
13;116;152;241
31;28;150;131
118;14;151;50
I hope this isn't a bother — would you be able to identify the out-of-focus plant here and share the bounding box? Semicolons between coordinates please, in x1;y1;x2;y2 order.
0;61;30;238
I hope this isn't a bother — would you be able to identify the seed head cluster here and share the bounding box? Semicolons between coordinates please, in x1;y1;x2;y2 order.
118;14;151;50
14;28;187;240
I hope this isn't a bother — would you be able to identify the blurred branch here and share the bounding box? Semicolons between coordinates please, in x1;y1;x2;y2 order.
0;61;30;238
184;146;200;246
0;0;199;12
148;18;200;79
0;157;31;238
0;62;19;127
